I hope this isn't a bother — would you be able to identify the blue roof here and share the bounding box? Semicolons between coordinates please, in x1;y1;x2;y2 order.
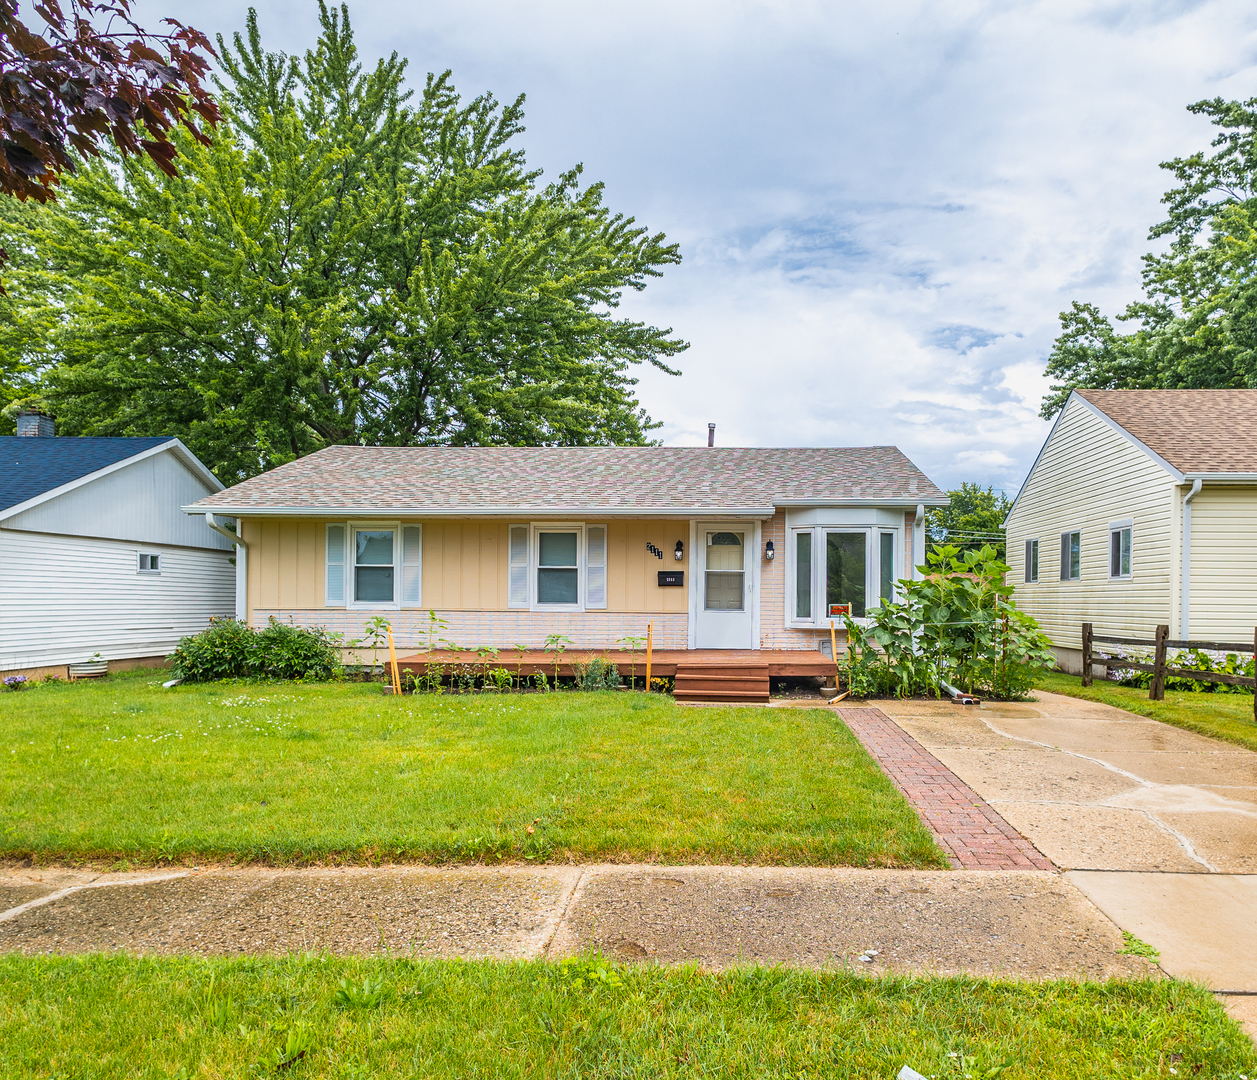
0;436;174;513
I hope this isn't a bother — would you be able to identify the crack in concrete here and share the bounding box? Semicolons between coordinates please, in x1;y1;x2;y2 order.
541;867;587;958
977;719;1223;872
0;871;192;925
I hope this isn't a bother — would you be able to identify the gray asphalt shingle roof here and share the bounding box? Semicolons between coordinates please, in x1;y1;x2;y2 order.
189;445;947;514
0;436;173;513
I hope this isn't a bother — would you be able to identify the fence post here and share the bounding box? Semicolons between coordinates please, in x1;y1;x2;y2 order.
1081;623;1093;687
1150;623;1169;701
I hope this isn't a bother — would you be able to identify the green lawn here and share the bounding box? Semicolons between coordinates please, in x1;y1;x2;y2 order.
0;673;944;868
1037;671;1257;753
1;954;1250;1080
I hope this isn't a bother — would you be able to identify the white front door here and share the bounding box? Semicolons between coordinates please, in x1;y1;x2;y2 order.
694;526;755;648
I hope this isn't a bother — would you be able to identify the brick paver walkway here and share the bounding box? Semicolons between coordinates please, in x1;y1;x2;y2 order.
839;706;1054;871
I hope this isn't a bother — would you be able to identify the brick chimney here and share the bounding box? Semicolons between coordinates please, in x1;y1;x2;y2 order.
16;411;55;437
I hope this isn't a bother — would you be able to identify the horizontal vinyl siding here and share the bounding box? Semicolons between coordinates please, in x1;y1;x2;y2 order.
0;530;235;670
1005;397;1177;648
1187;487;1257;641
3;450;230;549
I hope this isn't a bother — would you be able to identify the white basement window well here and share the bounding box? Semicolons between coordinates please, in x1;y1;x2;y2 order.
1024;539;1039;584
1059;530;1081;581
137;552;161;573
1108;519;1133;580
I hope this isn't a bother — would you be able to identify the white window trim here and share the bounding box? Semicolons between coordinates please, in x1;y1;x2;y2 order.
347;520;402;610
529;522;585;612
1060;528;1082;582
1108;518;1134;581
136;551;162;574
785;524;899;628
1024;538;1039;584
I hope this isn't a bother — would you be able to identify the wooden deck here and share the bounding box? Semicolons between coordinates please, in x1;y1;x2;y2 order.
390;648;835;702
390;648;835;679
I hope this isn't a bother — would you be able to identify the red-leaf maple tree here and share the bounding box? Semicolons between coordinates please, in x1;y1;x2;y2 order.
0;0;220;203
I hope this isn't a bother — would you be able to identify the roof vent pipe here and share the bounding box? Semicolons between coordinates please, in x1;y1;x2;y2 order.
707;423;715;447
16;411;55;438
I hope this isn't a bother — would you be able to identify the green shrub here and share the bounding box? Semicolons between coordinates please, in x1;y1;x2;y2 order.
572;656;622;691
253;619;343;681
168;617;255;681
170;618;343;683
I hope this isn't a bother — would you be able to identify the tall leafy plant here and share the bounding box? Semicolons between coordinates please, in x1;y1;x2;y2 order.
846;545;1056;701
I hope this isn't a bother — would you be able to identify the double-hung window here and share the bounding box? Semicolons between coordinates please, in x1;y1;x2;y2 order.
1024;539;1039;583
1108;520;1132;579
326;522;421;608
1059;530;1081;581
537;530;580;605
790;525;898;624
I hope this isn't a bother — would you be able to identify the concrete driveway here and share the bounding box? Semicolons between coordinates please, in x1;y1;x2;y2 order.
877;689;1257;1032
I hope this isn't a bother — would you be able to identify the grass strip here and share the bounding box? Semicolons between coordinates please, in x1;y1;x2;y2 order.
0;954;1251;1079
1037;672;1257;753
0;673;944;868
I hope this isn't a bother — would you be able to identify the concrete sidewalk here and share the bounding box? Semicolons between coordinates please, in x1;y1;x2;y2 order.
876;690;1257;1032
0;863;1153;980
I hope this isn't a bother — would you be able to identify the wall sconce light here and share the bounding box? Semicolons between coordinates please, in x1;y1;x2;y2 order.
674;540;684;561
765;540;775;561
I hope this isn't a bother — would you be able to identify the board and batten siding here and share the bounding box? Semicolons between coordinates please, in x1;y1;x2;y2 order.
1006;395;1178;650
0;531;235;672
1184;485;1257;642
242;517;692;625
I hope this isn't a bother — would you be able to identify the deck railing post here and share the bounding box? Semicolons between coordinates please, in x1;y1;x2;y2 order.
1081;623;1093;687
1150;624;1169;701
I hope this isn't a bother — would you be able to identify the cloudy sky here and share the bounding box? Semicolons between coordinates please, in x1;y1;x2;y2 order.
135;0;1257;493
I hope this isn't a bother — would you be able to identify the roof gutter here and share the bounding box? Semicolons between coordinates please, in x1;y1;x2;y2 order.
205;513;248;622
182;499;947;518
1181;479;1202;639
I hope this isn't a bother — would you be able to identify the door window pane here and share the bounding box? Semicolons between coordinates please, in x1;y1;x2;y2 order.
879;532;894;608
705;531;744;610
826;532;866;618
537;531;579;604
355;530;394;602
795;532;812;619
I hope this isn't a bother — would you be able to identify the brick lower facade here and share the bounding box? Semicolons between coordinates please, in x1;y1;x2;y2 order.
252;609;688;650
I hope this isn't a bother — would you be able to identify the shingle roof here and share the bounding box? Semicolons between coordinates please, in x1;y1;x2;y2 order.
0;436;173;513
189;445;947;515
1077;389;1257;475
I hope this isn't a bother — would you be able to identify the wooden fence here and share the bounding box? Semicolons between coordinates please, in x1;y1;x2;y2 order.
1081;622;1257;718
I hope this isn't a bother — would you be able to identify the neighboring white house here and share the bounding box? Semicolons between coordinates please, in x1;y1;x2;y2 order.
1005;389;1257;673
0;413;236;678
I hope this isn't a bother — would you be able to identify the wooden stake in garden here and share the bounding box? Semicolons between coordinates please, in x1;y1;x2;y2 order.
646;621;654;691
387;626;401;696
830;620;839;688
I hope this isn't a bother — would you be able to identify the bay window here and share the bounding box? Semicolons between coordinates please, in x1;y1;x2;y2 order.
789;524;899;625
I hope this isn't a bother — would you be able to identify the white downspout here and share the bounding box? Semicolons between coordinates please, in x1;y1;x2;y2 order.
914;503;925;579
1181;480;1202;640
206;513;248;622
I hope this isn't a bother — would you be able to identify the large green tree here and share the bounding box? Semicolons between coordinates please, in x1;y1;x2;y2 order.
1041;97;1257;418
926;482;1012;556
0;3;685;475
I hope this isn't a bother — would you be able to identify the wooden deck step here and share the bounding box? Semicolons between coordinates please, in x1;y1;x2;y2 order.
673;663;770;703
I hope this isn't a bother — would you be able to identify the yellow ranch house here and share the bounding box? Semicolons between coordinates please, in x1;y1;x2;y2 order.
185;445;947;670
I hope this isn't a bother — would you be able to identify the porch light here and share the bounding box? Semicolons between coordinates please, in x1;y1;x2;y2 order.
765;540;775;561
674;540;684;561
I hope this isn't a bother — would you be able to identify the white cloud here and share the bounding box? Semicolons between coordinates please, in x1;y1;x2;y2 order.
132;0;1257;492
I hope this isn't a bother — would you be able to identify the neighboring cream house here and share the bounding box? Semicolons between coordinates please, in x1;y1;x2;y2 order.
185;445;947;653
1005;389;1257;672
0;413;236;679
